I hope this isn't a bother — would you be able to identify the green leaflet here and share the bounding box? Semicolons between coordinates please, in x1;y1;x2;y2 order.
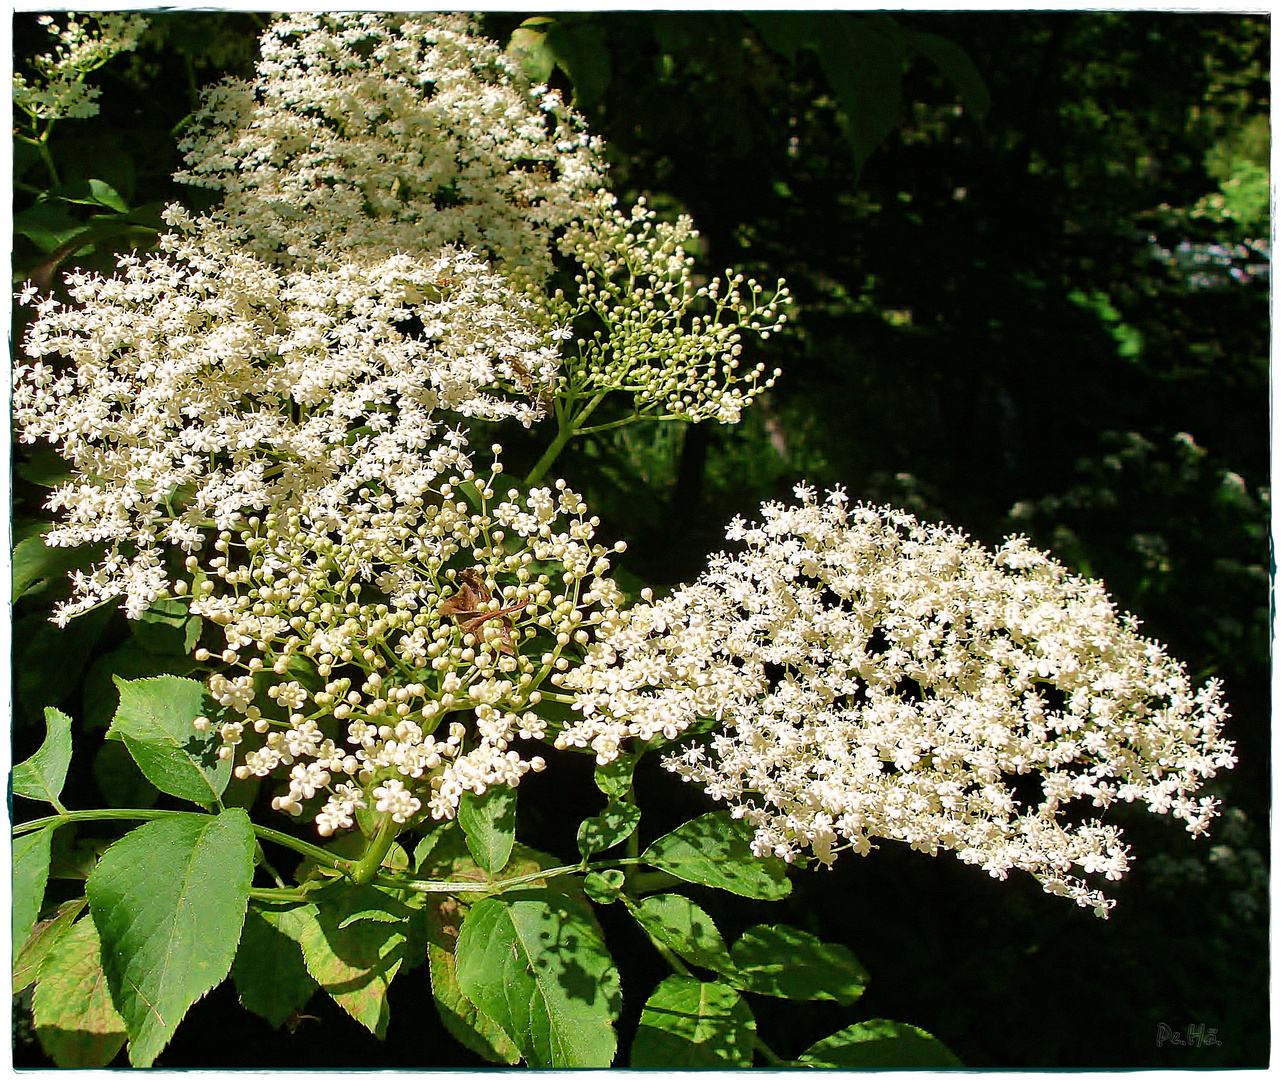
106;674;230;808
83;640;200;730
13;825;55;947
14;897;86;994
728;924;869;1005
276;884;419;1038
11;530;98;601
626;892;738;978
630;975;756;1068
577;799;641;859
457;784;518;875
798;1019;964;1068
32;915;127;1069
12;705;73;805
455;891;621;1067
643;811;791;899
229;905;318;1030
130;598;203;656
86;809;254;1066
593;752;637;799
583;869;626;904
93;740;160;809
428;942;522;1064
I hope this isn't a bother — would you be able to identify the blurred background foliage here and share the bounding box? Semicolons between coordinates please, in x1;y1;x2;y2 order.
12;10;1269;1069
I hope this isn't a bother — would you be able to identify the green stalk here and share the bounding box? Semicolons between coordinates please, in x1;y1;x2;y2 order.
753;1036;788;1066
384;855;646;896
524;391;611;485
349;811;401;885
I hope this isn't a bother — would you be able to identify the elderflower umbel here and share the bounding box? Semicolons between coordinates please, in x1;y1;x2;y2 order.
565;485;1235;916
548;193;789;425
191;449;626;835
14;224;560;624
14;13;149;121
175;12;603;282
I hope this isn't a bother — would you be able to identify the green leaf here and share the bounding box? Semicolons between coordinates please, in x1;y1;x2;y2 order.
14;897;86;994
457;784;518;875
627;893;738;978
47;178;130;213
280;884;418;1038
229;905;318;1029
15;446;75;488
17;603;114;718
11;529;99;602
643;812;791;899
593;753;637;799
508;21;556;84
428;942;522;1064
577;800;641;859
86;809;255;1066
132;598;202;656
744;11;824;63
14;202;86;252
12;705;74;805
817;15;907;176
32;915;127;1068
455;891;621;1067
13;826;55;947
84;640;200;730
545;20;611;108
903;29;991;122
798;1019;964;1068
93;740;160;809
728;924;868;1005
630;975;755;1068
106;675;230;808
583;869;626;904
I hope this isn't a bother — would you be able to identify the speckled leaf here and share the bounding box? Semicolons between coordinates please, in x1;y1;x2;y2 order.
230;905;318;1029
798;1020;964;1068
428;941;521;1064
630;975;755;1068
577;800;641;859
13;826;55;947
729;924;868;1004
106;675;229;807
13;706;73;805
458;784;518;875
643;812;791;899
32;913;127;1068
86;810;254;1066
627;893;737;978
455;891;621;1067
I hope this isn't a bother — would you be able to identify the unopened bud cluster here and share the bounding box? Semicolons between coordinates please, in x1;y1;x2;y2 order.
13;13;149;122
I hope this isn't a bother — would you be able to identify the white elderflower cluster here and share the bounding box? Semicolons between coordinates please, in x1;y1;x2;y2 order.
565;486;1236;916
175;12;603;281
14;225;561;624
549;194;789;425
14;13;149;121
189;450;627;833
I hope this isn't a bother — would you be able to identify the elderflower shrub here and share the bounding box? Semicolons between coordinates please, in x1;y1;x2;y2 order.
189;449;628;833
13;12;149;121
175;12;603;282
547;193;789;426
565;485;1236;916
13;220;560;625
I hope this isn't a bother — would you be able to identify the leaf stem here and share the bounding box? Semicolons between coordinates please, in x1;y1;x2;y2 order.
383;855;646;895
753;1035;788;1067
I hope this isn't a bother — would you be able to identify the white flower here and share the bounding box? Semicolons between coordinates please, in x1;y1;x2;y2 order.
14;14;148;122
568;486;1236;917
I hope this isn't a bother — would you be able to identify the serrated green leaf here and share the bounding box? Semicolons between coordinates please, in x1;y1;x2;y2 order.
281;884;417;1038
457;784;518;875
48;178;130;213
428;941;522;1064
32;915;127;1068
11;530;98;601
86;809;255;1066
14;826;56;947
817;15;906;175
728;924;868;1004
18;604;114;718
507;24;556;84
455;891;621;1067
106;675;229;807
14;897;86;994
798;1019;964;1068
627;892;738;978
230;905;318;1029
577;800;641;860
903;29;990;122
643;812;791;899
132;598;202;656
593;753;637;799
583;869;626;904
13;705;74;805
84;641;200;730
545;21;611;108
630;975;755;1068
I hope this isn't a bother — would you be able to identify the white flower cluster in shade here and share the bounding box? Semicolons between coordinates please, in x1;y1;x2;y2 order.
174;11;604;283
551;194;789;425
13;13;149;121
189;451;627;833
14;224;559;624
564;485;1236;916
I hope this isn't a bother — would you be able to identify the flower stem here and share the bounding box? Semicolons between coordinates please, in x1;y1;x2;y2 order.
349;812;401;885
